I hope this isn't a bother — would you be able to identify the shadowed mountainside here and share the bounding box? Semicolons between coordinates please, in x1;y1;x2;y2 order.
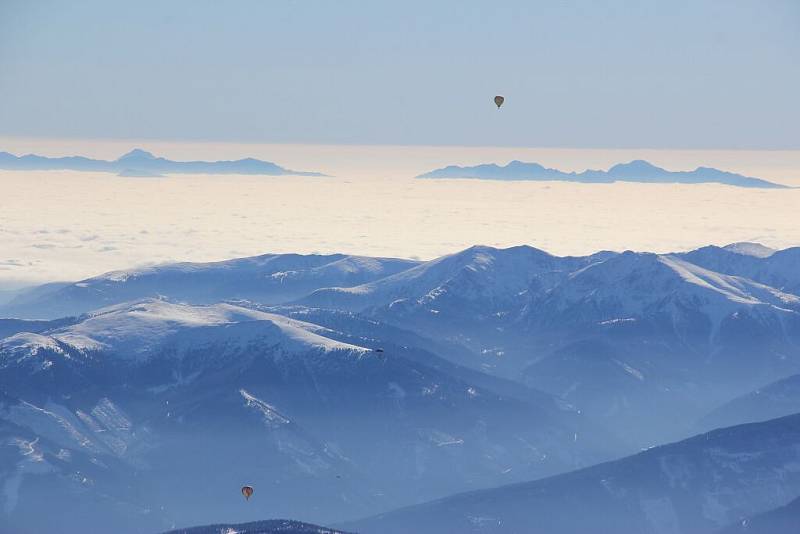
342;414;800;534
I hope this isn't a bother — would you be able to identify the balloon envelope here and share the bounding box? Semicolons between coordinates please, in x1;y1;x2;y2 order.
241;486;254;500
494;95;505;108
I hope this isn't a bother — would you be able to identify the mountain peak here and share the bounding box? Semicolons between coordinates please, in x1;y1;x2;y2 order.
607;160;666;177
614;159;658;168
505;160;544;170
723;242;776;258
117;148;157;162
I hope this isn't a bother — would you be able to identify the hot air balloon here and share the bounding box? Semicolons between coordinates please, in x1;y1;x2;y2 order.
241;485;254;501
494;95;505;109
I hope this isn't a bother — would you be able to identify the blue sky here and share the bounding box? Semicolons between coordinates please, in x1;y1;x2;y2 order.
1;0;798;148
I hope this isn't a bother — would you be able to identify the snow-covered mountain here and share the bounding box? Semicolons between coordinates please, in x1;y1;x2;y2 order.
721;242;777;258
528;251;799;321
276;306;580;409
342;414;800;534
417;159;789;188
680;245;800;295
0;389;162;533
299;245;614;375
0;253;419;319
7;242;798;449
295;246;800;446
520;251;800;444
0;299;611;533
301;245;610;312
0;316;74;339
2;242;799;532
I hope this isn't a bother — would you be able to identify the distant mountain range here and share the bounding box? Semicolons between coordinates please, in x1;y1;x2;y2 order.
417;159;789;188
0;148;325;176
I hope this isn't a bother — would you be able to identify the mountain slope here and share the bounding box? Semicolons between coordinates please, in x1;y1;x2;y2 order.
294;246;800;447
300;245;609;308
278;307;582;410
718;496;800;534
698;374;800;432
0;317;75;339
0;392;165;534
721;242;776;258
521;251;800;444
0;299;611;532
299;245;614;375
342;414;800;534
0;253;419;319
681;245;800;295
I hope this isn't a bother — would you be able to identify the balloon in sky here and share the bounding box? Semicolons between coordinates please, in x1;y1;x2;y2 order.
494;95;505;109
241;485;254;501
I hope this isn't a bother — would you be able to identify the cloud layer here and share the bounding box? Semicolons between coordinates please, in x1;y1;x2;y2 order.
1;142;799;286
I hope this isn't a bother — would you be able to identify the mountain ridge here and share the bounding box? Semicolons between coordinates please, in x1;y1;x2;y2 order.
0;148;325;176
0;253;419;320
417;159;789;188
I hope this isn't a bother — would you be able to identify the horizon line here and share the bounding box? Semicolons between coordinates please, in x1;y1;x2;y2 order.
2;135;800;153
